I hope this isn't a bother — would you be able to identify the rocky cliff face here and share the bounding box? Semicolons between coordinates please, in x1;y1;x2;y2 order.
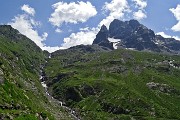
93;25;114;50
0;25;71;120
109;19;141;39
93;19;180;54
155;35;180;53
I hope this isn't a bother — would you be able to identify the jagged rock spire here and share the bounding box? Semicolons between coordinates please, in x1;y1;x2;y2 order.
92;25;113;50
93;25;109;44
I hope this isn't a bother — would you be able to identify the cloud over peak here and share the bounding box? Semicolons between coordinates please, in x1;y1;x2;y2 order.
61;27;98;49
132;0;147;20
9;4;61;53
100;0;130;27
133;10;147;20
9;14;46;48
156;32;180;40
49;1;97;27
21;4;35;16
170;4;180;32
132;0;147;9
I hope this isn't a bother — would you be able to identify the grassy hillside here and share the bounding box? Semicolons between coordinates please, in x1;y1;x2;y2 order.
0;25;71;120
44;45;180;120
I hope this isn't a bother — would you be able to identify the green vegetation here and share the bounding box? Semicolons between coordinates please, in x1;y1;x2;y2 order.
45;45;180;120
0;25;71;120
1;25;180;120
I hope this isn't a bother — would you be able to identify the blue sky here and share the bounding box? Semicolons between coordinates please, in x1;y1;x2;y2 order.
0;0;180;52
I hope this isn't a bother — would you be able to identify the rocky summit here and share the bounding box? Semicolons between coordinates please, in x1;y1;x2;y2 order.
93;25;114;50
93;19;180;54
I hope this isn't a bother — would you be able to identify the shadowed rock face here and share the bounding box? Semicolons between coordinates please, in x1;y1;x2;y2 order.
109;19;141;39
93;25;114;50
93;25;109;44
93;19;180;54
155;35;180;52
93;19;159;51
109;19;160;51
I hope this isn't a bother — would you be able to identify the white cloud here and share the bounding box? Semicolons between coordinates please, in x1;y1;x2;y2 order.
55;28;62;33
170;5;180;21
42;32;48;40
61;27;98;49
132;0;147;20
9;14;45;48
8;5;62;53
156;32;171;38
133;10;147;20
61;0;148;49
79;27;90;31
21;4;35;16
49;1;97;27
171;21;180;32
30;18;41;26
170;5;180;32
174;36;180;40
9;14;61;52
42;46;62;53
156;32;180;40
132;0;147;9
99;0;130;27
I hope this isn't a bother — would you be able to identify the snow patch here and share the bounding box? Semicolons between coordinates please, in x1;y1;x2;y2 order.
154;40;164;45
126;48;135;50
108;38;121;49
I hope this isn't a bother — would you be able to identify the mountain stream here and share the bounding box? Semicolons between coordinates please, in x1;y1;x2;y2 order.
40;61;80;120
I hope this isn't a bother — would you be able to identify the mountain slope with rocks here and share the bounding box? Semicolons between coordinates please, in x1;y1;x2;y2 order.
42;19;180;120
1;19;180;120
0;25;72;120
44;45;180;119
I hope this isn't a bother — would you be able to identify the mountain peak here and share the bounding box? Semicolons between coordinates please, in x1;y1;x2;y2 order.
92;25;113;50
0;25;19;35
100;24;108;32
129;19;141;29
129;19;139;24
93;25;109;44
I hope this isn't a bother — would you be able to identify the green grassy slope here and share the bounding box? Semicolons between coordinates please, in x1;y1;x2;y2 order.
45;45;180;120
0;25;71;120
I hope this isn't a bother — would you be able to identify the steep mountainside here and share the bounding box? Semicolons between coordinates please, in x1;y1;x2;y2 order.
155;35;180;54
0;25;71;120
93;25;114;50
44;45;180;120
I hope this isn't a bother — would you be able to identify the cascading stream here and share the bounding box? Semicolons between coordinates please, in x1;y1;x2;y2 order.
40;61;80;120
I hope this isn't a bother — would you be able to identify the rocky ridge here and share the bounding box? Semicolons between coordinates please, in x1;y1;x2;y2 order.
93;19;180;54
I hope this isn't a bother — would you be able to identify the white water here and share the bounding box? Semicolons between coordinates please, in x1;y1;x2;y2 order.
126;48;135;50
49;54;52;58
40;65;80;120
41;81;47;88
